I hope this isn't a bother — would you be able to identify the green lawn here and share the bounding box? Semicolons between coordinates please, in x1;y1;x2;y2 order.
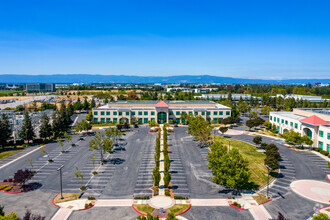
133;204;155;215
0;149;22;160
213;135;273;189
168;204;190;215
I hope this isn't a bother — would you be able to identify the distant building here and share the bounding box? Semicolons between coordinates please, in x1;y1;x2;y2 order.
93;100;231;124
275;94;326;103
195;94;261;101
0;83;6;90
269;108;330;151
26;83;56;93
166;87;218;93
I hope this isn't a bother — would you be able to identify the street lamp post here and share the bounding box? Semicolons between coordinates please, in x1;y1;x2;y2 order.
228;139;231;150
265;164;272;199
57;165;64;199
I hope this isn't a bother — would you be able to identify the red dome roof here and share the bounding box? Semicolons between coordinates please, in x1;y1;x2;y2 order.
155;101;169;107
299;115;330;125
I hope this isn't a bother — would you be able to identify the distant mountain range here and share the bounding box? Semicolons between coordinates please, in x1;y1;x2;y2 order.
0;74;329;84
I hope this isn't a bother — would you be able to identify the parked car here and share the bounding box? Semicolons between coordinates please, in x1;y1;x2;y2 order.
134;124;139;128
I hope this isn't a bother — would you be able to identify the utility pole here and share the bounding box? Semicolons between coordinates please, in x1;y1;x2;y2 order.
265;164;272;199
57;165;64;199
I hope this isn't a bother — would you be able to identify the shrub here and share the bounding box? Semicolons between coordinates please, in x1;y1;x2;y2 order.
92;171;98;175
321;150;329;156
232;202;241;208
0;185;8;190
134;196;150;200
165;188;170;196
80;186;87;191
88;196;96;200
174;196;188;200
8;179;13;182
3;179;8;182
260;143;268;149
14;169;34;186
3;186;13;191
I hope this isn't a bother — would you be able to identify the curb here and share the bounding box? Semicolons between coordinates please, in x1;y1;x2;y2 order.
318;205;330;213
258;198;272;205
229;203;245;210
78;203;95;211
52;194;95;211
327;175;330;182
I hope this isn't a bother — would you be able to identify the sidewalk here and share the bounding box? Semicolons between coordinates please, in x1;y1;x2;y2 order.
249;205;272;220
51;208;72;220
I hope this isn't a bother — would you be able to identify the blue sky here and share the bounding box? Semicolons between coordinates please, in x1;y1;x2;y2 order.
0;0;330;79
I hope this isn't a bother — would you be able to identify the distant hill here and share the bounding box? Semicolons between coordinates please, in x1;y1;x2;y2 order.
0;74;329;84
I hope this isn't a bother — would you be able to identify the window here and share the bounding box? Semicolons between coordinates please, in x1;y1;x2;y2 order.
281;119;284;123
207;112;210;115
327;144;330;153
119;112;122;116
138;118;142;124
106;111;110;115
101;111;105;115
94;111;98;116
176;118;180;123
113;118;117;123
214;111;218;115
219;111;223;115
285;120;288;125
176;111;180;115
195;112;198;115
319;130;324;137
226;111;230;115
214;118;218;122
290;122;293;127
101;118;105;123
151;118;155;121
270;116;272;120
189;111;193;115
169;111;173;115
106;118;111;122
328;133;330;140
318;141;323;149
202;112;205;115
152;111;156;116
126;112;129;116
132;111;135;116
294;123;298;129
277;118;279;123
113;111;117;115
274;117;276;122
144;111;148;116
144;118;148;123
93;118;98;123
138;111;142;116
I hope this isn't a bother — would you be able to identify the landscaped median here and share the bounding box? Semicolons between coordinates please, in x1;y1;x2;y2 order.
52;193;96;211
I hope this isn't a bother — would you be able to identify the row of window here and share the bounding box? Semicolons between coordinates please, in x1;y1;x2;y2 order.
319;130;330;140
94;110;231;116
93;117;226;124
270;116;298;129
318;141;330;153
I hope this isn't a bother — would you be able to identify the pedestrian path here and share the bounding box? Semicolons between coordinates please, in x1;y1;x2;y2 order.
95;199;133;207
249;205;272;220
51;208;72;220
190;199;228;206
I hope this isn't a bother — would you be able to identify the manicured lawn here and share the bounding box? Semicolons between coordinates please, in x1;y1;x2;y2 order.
133;204;155;215
168;204;190;215
54;193;79;203
252;193;270;204
214;136;274;189
0;149;22;160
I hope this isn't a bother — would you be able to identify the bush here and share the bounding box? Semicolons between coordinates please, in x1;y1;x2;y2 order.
134;196;150;200
88;196;96;200
174;196;188;200
8;179;13;182
3;179;7;182
3;186;13;191
92;171;98;175
232;202;241;208
260;143;268;149
321;150;329;156
80;186;87;191
165;188;170;197
0;185;8;190
48;159;53;162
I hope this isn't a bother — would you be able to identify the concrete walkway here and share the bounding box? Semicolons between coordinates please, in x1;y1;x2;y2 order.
249;205;272;220
95;199;133;207
51;208;73;220
190;199;228;206
290;180;330;204
159;125;165;196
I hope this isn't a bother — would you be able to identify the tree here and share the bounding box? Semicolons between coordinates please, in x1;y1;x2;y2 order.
0;205;4;216
90;99;96;108
75;119;92;132
283;130;304;147
89;130;114;163
57;137;65;153
14;169;34;186
261;106;272;115
67;100;74;116
74;165;84;190
246;119;256;131
21;210;46;220
238;102;251;114
89;155;97;174
83;98;89;110
20;112;35;143
73;98;83;110
312;213;330;220
253;136;262;146
207;141;251;192
302;135;313;147
39;113;52;140
25;158;33;170
152;167;160;186
219;127;229;135
0;114;11;150
64;132;74;146
249;111;258;119
40;147;52;162
166;212;176;220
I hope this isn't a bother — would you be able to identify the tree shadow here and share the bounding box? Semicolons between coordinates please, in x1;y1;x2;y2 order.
108;158;125;165
25;182;42;191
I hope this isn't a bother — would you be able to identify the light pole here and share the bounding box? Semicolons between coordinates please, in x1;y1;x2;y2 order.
228;139;231;150
57;165;64;199
265;164;272;199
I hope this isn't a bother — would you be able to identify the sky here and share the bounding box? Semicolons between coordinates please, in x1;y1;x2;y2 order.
0;0;330;79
